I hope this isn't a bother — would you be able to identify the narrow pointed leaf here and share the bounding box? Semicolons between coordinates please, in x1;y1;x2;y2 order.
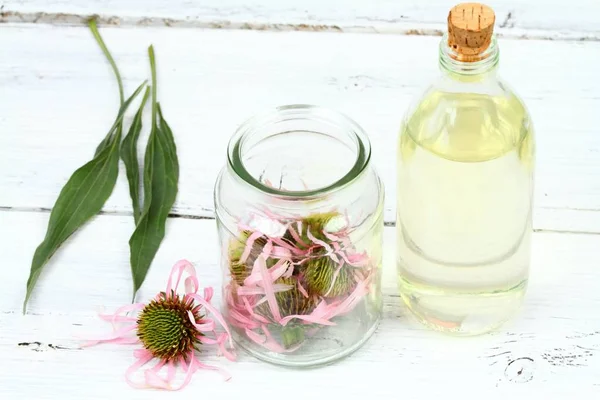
23;84;146;312
129;46;179;298
88;17;125;157
121;87;150;223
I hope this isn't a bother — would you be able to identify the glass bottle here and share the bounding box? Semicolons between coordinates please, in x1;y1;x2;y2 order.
214;104;384;366
396;3;535;335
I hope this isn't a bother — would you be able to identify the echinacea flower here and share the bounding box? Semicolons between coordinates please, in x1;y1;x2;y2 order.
83;260;236;390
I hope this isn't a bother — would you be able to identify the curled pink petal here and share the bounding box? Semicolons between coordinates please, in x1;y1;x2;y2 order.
125;349;154;389
283;263;294;278
217;332;237;362
167;360;176;383
270;245;294;259
187;311;216;332
245;328;266;344
242;297;270;324
328;251;340;264
346;251;370;267
81;324;138;347
271;237;304;255
297;279;309;298
286;223;309;248
204;287;214;302
184;275;199;295
322;230;342;242
169;352;198;391
166;259;196;298
101;303;145;327
237;283;293;296
194;359;232;381
240;231;264;263
187;293;234;350
262;240;274;257
306;229;333;253
256;256;281;322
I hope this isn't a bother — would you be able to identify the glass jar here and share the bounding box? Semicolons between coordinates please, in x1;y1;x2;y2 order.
396;4;535;336
214;104;384;367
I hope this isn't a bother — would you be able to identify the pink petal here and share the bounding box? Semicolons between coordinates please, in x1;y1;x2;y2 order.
187;293;234;349
167;360;176;383
188;311;216;332
217;332;237;361
169;352;198;391
81;324;138;347
297;279;309;298
237;283;293;296
286;222;309;248
306;229;333;253
100;303;145;327
322;230;342;242
166;259;197;298
125;349;154;389
240;231;264;263
184;275;199;295
195;360;232;381
262;239;273;257
245;328;266;344
256;256;281;322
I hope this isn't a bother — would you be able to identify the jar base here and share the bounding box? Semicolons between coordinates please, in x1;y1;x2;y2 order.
232;318;381;368
399;278;527;336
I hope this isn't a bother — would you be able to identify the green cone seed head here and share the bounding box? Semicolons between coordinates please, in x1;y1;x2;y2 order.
257;277;318;320
304;257;356;298
137;293;202;361
284;211;341;248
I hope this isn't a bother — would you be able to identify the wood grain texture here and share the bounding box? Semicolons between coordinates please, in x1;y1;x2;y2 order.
1;24;600;233
1;210;599;398
1;0;599;40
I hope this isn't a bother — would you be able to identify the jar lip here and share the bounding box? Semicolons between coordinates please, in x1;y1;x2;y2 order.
227;104;372;199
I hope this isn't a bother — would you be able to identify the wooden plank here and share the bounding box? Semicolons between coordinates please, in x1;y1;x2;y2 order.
1;210;599;397
1;24;599;232
1;0;599;40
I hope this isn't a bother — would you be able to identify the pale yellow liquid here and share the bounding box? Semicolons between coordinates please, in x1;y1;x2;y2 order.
397;88;535;335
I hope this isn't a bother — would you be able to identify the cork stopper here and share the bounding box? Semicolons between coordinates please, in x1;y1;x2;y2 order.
447;3;495;62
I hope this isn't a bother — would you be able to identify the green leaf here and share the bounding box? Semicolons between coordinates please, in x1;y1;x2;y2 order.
88;17;126;157
129;46;179;299
121;87;151;223
24;83;147;312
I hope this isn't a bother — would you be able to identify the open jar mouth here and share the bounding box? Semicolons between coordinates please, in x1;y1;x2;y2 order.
227;104;372;199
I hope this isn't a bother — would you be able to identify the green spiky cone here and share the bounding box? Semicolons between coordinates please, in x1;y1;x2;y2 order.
228;230;268;285
256;277;319;349
256;277;318;320
284;211;341;248
137;292;203;361
304;257;356;298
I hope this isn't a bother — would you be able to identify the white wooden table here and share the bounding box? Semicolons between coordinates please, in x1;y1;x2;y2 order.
1;1;599;398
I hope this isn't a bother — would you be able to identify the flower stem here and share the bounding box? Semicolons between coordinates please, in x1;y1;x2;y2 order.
281;325;305;349
88;18;124;105
148;45;157;129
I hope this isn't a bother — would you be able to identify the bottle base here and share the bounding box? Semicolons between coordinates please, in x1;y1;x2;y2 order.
232;317;380;368
399;278;527;336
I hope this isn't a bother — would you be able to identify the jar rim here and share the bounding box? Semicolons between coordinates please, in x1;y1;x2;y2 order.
227;104;372;199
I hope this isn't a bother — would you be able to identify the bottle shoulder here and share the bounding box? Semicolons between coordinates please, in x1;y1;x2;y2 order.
400;74;534;162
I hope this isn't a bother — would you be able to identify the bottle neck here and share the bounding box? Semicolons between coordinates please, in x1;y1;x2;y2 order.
439;33;499;81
